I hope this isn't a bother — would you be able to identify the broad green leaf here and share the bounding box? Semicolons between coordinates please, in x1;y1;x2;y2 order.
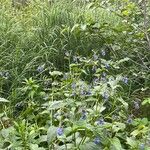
110;137;123;150
130;129;140;137
38;135;47;143
126;137;137;148
79;142;101;150
48;101;66;110
30;144;45;150
57;144;74;150
47;126;57;144
142;98;150;105
112;122;126;132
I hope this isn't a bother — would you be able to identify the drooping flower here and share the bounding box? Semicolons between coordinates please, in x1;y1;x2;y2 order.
80;109;87;120
96;118;105;125
127;118;132;124
93;137;101;145
122;77;128;84
57;127;63;136
0;71;9;79
93;77;99;85
102;92;109;100
93;53;99;61
92;66;97;72
37;64;45;73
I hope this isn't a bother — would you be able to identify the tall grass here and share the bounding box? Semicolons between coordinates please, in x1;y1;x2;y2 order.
0;0;121;102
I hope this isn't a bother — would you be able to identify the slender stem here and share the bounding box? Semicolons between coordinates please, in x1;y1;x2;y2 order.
143;0;150;50
74;132;76;147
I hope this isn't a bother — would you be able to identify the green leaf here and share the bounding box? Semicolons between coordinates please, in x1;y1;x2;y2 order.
80;24;87;31
126;137;137;148
30;144;45;150
112;122;126;132
117;97;128;110
116;57;130;65
0;97;9;103
49;71;63;76
47;126;57;144
110;137;123;150
79;142;101;150
130;129;140;137
142;98;150;105
48;101;66;110
38;135;47;143
57;144;74;150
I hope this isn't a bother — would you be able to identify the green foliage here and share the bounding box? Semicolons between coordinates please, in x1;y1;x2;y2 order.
0;0;150;149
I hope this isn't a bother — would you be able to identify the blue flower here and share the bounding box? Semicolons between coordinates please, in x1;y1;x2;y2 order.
0;71;9;79
93;137;100;145
71;82;76;90
93;78;99;85
81;90;86;96
102;92;109;100
80;114;86;120
37;64;45;72
122;77;128;84
92;66;97;72
127;118;132;124
93;53;99;61
57;127;63;136
80;109;87;120
80;85;85;95
71;91;76;97
139;143;145;150
96;118;105;125
101;50;106;56
86;90;92;96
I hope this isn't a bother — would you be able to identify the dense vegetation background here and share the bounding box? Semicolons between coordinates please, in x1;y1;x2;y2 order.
0;0;150;149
